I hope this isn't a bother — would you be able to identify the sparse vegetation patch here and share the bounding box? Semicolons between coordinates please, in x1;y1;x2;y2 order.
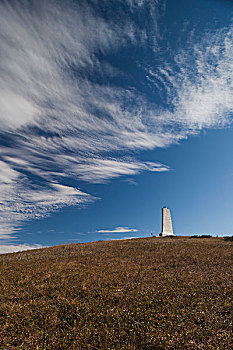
0;237;232;349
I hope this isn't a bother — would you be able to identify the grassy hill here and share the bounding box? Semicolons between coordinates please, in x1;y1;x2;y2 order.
0;237;232;349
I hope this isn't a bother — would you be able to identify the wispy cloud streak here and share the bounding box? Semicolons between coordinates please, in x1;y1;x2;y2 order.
0;244;43;255
97;227;138;233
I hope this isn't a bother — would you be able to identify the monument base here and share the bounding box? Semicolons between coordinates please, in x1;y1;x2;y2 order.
159;232;175;237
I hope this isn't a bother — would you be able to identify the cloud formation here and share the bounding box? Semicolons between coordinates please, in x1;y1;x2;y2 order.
0;244;43;255
147;26;233;130
97;227;139;233
0;0;166;239
0;0;232;240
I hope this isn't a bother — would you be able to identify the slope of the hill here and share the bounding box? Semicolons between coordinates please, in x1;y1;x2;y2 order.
0;237;232;349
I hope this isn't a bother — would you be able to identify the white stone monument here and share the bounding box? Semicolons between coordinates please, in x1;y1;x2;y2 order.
160;206;175;237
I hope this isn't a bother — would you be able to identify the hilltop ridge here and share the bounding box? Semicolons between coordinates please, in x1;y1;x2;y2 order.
0;237;232;349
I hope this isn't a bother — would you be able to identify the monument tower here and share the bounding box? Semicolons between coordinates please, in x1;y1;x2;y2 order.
160;206;175;237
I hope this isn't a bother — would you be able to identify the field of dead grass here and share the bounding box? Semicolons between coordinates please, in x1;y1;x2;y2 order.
0;237;232;349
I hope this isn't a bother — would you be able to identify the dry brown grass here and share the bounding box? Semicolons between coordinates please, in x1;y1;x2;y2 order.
0;237;232;349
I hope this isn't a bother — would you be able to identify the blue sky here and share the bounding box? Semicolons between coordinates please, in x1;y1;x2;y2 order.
0;0;233;253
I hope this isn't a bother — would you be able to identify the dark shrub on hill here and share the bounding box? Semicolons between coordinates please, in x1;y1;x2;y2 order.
224;236;233;241
190;235;212;238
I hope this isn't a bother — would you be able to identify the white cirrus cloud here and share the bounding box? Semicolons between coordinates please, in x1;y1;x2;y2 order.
0;161;95;240
0;244;44;255
97;227;139;233
0;0;165;240
147;26;233;130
